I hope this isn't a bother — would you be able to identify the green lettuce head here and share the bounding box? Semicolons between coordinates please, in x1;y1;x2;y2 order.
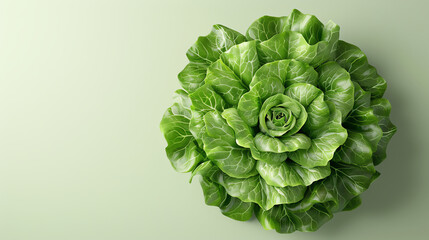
160;9;396;233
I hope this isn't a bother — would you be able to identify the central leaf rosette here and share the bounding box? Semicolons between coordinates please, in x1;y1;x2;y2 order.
259;94;307;137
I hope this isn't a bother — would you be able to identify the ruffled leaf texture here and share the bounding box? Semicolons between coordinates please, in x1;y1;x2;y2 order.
160;9;396;233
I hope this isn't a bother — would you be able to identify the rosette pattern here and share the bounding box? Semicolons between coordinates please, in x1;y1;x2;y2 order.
160;9;396;233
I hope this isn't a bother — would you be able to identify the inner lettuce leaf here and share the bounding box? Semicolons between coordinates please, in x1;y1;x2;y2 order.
160;9;396;233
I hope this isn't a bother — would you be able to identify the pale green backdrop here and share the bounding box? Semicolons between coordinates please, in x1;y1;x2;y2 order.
1;0;428;239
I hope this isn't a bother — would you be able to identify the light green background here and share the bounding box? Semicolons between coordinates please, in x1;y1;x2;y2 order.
1;0;428;239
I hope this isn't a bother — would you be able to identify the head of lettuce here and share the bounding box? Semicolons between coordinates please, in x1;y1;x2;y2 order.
160;9;396;233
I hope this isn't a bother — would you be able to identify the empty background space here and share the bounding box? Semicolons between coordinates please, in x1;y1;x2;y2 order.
0;0;428;239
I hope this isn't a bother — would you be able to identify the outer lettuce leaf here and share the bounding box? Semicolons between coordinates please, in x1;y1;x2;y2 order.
255;204;332;233
189;109;205;147
199;177;255;221
343;196;362;211
247;9;326;44
252;10;339;67
186;24;247;64
189;84;226;113
200;176;227;206
332;131;374;166
343;83;383;151
288;162;379;213
219;195;255;221
246;15;288;41
204;59;247;105
178;63;208;93
335;40;387;99
371;98;397;165
179;24;247;93
194;162;255;221
160;90;204;172
220;41;260;86
285;9;324;45
202;111;257;178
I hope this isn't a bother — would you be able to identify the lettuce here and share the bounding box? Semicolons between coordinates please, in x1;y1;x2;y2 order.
160;9;396;233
